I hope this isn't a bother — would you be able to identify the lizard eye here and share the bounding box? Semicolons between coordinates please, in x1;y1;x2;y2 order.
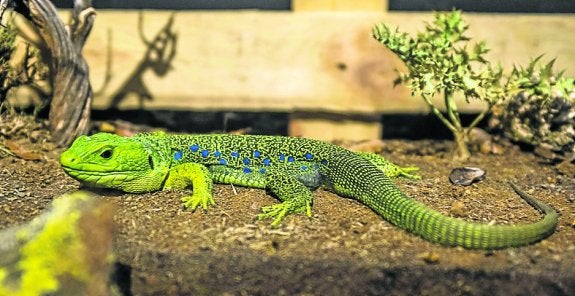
148;156;155;170
100;149;113;159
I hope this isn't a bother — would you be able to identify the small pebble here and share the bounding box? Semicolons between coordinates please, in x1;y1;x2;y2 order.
450;201;468;217
419;251;440;264
534;145;557;160
449;167;486;186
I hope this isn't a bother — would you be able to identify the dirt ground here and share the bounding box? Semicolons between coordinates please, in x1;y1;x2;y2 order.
1;116;574;295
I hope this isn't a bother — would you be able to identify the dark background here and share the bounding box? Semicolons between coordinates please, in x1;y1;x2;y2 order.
51;0;575;13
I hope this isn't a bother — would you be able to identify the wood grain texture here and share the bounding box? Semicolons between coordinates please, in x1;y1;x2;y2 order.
79;11;575;114
14;0;95;146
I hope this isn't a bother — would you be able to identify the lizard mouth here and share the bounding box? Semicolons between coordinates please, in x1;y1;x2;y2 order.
62;166;108;176
61;165;139;189
61;165;140;176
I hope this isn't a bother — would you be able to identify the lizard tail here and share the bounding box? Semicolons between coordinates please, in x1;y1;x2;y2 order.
327;151;558;249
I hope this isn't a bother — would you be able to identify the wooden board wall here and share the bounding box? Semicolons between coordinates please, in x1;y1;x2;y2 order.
292;0;387;11
79;11;575;115
8;9;574;140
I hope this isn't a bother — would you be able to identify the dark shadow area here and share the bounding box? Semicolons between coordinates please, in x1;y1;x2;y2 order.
389;0;575;13
110;262;132;296
117;246;575;295
51;0;291;10
108;13;177;109
91;109;484;140
380;113;482;140
51;0;573;13
91;109;290;135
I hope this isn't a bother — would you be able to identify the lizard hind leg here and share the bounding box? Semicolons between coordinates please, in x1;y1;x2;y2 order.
258;170;315;227
209;165;316;227
355;151;421;180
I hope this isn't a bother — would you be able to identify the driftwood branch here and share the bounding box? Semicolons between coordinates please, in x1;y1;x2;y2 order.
3;0;95;147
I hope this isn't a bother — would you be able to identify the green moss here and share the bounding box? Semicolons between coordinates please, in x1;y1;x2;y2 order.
0;269;9;296
1;193;92;296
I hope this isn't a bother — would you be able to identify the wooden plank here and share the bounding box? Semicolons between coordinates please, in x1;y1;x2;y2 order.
288;111;382;141
293;0;387;11
332;0;387;11
74;11;575;114
292;0;333;11
289;118;382;141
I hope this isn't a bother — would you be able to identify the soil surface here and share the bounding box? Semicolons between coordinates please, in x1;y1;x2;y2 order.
1;117;574;295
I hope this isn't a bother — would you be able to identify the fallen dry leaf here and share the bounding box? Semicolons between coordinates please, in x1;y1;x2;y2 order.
347;139;386;153
5;140;44;161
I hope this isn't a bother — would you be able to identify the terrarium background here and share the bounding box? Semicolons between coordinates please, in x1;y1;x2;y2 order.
11;0;575;141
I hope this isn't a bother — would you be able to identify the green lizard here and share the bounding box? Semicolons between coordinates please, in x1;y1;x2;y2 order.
59;132;558;249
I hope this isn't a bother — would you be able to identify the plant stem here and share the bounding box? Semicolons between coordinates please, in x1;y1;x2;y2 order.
442;91;471;160
465;103;494;135
0;144;15;156
444;91;462;131
421;94;457;133
454;131;471;161
424;92;470;160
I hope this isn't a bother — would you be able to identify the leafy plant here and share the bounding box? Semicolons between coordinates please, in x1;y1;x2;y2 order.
372;10;507;161
490;56;574;155
507;56;574;102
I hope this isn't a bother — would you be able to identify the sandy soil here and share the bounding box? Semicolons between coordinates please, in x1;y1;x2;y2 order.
1;118;574;295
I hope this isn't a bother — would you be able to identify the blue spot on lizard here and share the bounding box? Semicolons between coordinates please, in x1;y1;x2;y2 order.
201;149;210;158
174;151;183;160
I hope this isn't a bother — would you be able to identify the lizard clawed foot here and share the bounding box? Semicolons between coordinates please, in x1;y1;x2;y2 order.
182;192;215;211
257;199;312;227
398;166;421;180
356;151;421;180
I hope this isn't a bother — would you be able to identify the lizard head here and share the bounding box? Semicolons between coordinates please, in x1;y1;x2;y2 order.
60;133;167;193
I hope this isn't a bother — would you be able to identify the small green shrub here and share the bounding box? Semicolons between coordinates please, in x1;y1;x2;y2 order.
490;56;574;155
372;10;506;160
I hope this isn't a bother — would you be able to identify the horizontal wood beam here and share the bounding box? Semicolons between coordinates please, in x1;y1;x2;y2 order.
292;0;388;11
74;11;574;115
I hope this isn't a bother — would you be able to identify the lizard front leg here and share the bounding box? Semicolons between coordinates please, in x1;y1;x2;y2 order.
163;163;215;210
